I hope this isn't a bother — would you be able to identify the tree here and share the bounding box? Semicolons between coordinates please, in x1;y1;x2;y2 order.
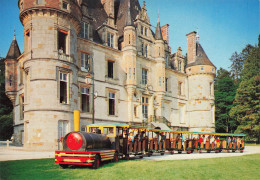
0;58;13;140
230;44;254;84
215;75;237;133
230;36;260;142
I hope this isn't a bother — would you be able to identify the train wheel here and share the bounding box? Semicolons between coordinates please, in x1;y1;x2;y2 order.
59;164;68;169
93;155;100;169
170;151;174;155
113;153;119;162
232;150;235;153
207;150;210;153
178;151;182;154
140;155;143;159
160;152;164;156
125;154;130;160
147;153;151;157
187;150;191;154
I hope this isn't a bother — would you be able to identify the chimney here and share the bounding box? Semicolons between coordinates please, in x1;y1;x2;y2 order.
186;31;197;63
161;24;169;43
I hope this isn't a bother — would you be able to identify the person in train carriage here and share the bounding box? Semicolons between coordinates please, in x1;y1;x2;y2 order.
160;132;166;141
210;135;215;145
216;136;220;146
232;137;236;143
198;135;203;148
128;132;134;142
237;137;241;148
182;134;187;151
227;136;231;146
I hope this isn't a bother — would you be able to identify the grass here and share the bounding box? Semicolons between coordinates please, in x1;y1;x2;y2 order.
0;154;260;180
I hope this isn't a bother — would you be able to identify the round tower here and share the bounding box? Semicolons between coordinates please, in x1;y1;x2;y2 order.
186;31;216;132
18;0;82;150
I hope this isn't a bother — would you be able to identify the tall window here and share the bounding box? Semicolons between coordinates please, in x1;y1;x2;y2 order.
81;87;90;112
107;32;114;48
210;82;213;96
20;67;23;85
145;45;148;57
142;69;147;85
159;77;161;86
58;30;67;54
178;82;182;95
141;44;147;57
108;61;114;78
60;72;68;104
25;30;30;52
165;55;168;67
109;92;115;115
142;97;148;118
141;26;144;35
134;106;137;118
20;95;24;120
81;22;89;39
145;28;147;36
165;78;168;92
81;53;89;71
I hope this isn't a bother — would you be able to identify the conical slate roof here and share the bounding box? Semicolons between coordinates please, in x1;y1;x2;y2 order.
125;0;134;27
186;42;215;68
155;16;163;40
6;36;21;59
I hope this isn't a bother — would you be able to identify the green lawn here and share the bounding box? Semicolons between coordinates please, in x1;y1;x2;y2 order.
1;154;260;180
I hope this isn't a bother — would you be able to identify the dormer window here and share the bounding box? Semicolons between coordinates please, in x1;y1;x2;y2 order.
107;32;114;48
62;1;68;10
81;22;89;39
201;66;204;71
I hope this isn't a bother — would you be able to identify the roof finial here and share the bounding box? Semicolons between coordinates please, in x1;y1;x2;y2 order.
196;27;200;42
13;27;16;40
142;1;146;9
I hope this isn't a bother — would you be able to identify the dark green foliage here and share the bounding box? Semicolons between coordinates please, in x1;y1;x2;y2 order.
230;38;260;142
215;73;237;133
230;44;254;83
0;58;13;140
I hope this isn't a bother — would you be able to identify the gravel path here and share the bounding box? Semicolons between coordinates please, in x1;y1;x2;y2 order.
0;146;259;162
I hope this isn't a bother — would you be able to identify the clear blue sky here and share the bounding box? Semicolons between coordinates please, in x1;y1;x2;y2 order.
0;0;259;70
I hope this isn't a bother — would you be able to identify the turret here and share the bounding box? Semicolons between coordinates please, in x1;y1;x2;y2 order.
17;0;82;150
5;34;21;105
122;0;137;124
186;31;216;132
154;16;165;118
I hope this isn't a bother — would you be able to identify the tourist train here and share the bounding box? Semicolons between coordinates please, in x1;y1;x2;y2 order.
55;115;245;169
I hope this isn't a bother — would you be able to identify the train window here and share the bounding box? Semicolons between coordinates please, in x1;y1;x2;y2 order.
103;127;114;136
89;127;98;133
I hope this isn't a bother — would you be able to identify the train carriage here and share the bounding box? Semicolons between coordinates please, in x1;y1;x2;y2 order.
55;111;246;169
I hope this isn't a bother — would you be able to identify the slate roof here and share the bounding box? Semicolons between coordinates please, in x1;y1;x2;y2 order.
186;42;215;68
6;36;21;60
155;17;163;40
115;0;141;37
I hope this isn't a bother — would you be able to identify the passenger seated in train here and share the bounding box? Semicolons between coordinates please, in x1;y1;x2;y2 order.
237;137;241;148
198;135;203;148
227;136;231;146
128;132;134;142
182;134;187;151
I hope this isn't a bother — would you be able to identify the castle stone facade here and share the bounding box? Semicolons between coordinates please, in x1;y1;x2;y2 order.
5;0;216;150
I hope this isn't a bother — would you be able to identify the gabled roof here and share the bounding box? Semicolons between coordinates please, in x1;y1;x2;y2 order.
6;36;21;59
186;42;215;68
